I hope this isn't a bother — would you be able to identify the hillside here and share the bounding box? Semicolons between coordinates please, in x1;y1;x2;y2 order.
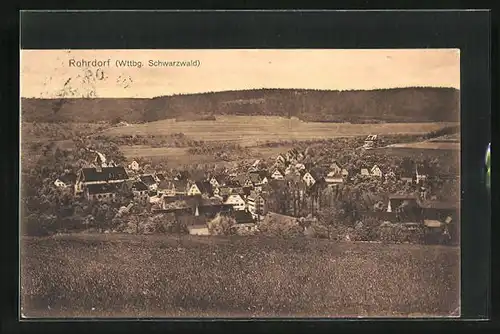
21;87;459;123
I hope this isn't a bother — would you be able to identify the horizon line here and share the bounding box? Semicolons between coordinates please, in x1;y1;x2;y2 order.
21;85;459;99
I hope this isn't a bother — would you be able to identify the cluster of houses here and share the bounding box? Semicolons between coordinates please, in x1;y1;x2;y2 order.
51;142;457;239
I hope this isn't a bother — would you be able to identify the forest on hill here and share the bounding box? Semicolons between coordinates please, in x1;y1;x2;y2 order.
21;87;459;123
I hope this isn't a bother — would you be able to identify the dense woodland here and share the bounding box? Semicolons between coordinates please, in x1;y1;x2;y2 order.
21;87;459;123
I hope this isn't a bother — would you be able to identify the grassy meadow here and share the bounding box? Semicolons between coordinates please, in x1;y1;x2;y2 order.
21;234;460;318
101;116;457;146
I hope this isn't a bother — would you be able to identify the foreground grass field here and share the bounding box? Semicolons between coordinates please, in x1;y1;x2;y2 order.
21;234;460;318
102;116;457;147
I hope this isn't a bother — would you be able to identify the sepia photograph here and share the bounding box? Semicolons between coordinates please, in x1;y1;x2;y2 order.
20;49;461;318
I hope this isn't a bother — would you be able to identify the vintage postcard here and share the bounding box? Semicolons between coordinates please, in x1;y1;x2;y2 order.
20;49;460;318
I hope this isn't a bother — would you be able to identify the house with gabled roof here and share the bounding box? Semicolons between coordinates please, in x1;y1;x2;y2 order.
187;181;214;197
241;178;254;188
248;172;262;186
420;200;458;222
54;172;78;188
400;165;415;184
271;168;285;180
213;186;231;201
371;165;383;178
154;173;166;183
341;168;349;178
385;168;396;180
131;181;149;204
387;194;419;213
139;174;158;192
302;170;322;188
247;190;267;219
85;183;120;202
325;169;344;186
295;163;306;171
231;210;257;234
224;193;246;211
329;162;342;175
248;159;262;172
157;180;177;197
128;160;140;171
416;164;433;184
284;164;294;175
75;166;129;196
209;174;227;188
276;154;286;165
360;168;370;177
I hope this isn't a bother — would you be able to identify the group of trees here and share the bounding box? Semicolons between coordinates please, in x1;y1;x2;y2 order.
22;87;459;123
21;137;131;236
21;122;108;141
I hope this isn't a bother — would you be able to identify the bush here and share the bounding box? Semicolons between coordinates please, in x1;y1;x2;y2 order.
257;216;303;239
305;223;330;239
22;214;57;236
208;214;236;236
378;223;425;244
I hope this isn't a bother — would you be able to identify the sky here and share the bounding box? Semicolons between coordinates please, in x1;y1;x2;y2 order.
20;49;460;98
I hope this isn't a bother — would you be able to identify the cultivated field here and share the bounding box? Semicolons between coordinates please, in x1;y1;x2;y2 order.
21;234;460;318
385;141;460;151
102;116;457;147
119;145;291;165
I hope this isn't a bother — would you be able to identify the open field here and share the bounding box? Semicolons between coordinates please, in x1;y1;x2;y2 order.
102;117;457;147
120;145;291;165
373;147;460;160
21;233;460;318
385;141;460;151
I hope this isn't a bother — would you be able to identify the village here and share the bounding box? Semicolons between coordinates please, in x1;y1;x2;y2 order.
50;134;459;243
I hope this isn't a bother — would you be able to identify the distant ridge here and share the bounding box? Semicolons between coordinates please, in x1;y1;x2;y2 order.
21;87;460;123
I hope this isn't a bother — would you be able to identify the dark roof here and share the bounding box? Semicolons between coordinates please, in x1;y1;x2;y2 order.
248;173;261;184
247;190;261;201
419;201;459;210
158;180;174;190
242;186;252;196
132;181;148;192
307;169;323;180
140;175;157;186
233;210;255;224
156;173;165;181
174;171;190;180
201;197;223;206
218;186;231;196
189;170;206;182
389;194;418;200
272;167;285;175
226;179;242;188
252;170;269;179
212;173;228;183
81;167;128;182
285;173;301;182
195;181;213;194
417;164;433;175
87;183;119;195
59;173;77;184
172;180;188;191
400;165;415;178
